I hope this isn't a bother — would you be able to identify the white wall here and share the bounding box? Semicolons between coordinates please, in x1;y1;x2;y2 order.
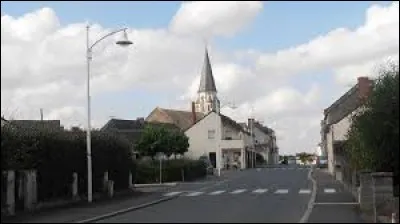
221;124;241;140
185;112;221;160
327;106;365;175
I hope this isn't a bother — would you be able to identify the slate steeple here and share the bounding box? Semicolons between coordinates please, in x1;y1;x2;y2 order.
198;47;217;93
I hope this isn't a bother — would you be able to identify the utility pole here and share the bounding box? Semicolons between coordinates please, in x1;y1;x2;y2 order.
40;108;44;121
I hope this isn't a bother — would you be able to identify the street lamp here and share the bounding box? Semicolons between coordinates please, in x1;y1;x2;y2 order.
85;25;133;203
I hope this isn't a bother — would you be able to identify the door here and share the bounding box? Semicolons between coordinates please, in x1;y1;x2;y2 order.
209;152;216;168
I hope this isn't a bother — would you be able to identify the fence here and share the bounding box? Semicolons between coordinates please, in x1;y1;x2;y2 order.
358;172;399;223
1;169;133;218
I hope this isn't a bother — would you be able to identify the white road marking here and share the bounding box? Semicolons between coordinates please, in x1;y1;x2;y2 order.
186;191;204;197
163;191;182;197
252;189;268;194
275;189;289;194
314;202;359;205
324;188;336;194
299;189;312;194
209;190;225;195
231;189;247;194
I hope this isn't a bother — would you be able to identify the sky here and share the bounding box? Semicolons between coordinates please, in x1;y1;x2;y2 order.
1;1;399;155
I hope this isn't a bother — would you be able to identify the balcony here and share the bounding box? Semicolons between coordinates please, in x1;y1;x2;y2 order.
220;139;244;149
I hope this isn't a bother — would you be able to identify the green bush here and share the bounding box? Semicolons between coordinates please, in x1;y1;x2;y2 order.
1;126;136;201
135;159;207;184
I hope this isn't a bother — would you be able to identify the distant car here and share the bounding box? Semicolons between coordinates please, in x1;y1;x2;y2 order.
317;156;328;168
280;160;288;165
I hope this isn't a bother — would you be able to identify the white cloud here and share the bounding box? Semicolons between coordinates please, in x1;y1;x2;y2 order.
169;1;263;38
1;2;399;155
255;1;399;85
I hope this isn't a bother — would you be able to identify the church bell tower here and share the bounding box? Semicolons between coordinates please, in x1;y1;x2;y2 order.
194;47;220;114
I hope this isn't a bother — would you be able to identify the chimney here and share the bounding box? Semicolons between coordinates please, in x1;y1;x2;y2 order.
357;77;373;101
248;118;254;131
191;101;197;124
137;117;145;124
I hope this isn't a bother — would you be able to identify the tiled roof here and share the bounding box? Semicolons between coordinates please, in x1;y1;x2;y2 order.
254;122;273;135
8;120;62;131
101;118;179;131
219;114;250;135
101;118;145;131
159;108;205;130
101;118;180;145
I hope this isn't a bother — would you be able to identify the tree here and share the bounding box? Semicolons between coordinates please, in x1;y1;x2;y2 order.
135;126;164;159
346;62;399;195
135;126;189;159
172;131;189;156
297;152;314;164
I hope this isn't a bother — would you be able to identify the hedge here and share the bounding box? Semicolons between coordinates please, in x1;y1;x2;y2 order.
1;126;135;201
135;158;207;184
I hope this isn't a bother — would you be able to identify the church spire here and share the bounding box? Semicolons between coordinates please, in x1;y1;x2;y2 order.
198;47;217;93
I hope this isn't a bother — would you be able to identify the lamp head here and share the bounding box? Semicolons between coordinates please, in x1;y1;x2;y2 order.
116;30;133;47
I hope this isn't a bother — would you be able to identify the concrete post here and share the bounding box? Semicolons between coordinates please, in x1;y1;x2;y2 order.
72;172;79;200
128;172;133;189
107;180;114;198
6;171;15;216
23;170;37;211
103;171;109;192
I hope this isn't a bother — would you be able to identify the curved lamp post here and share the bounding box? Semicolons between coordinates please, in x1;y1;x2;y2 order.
86;25;133;203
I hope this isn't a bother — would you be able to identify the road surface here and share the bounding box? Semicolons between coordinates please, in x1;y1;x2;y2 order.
96;165;317;223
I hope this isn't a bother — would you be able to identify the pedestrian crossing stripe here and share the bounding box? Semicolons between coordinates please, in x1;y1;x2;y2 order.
164;191;182;197
252;189;268;194
299;189;311;194
209;190;225;195
324;188;336;193
186;191;204;197
231;189;247;194
275;189;289;194
163;188;337;197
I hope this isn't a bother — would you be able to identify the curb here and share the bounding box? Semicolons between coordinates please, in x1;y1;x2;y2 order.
134;182;178;188
75;195;179;223
299;167;317;223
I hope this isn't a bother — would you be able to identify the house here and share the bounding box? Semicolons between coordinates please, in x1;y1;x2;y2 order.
184;111;252;170
240;120;279;165
146;107;204;130
146;47;258;170
1;117;7;127
101;117;179;146
6;119;63;131
321;77;373;181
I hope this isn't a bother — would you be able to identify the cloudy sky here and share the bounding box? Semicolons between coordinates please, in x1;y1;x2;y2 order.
1;1;399;155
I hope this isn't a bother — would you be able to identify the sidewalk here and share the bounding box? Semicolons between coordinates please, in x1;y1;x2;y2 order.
307;168;366;223
2;190;168;223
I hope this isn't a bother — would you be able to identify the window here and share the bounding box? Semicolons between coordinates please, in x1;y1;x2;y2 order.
208;130;215;139
225;129;232;139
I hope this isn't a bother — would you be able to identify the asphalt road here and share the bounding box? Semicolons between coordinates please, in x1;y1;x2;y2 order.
96;165;314;223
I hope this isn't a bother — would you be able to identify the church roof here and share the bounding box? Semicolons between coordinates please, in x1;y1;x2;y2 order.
198;47;217;93
146;107;205;130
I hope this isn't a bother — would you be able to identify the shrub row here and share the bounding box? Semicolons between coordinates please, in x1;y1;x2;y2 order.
1;126;135;201
135;158;207;184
